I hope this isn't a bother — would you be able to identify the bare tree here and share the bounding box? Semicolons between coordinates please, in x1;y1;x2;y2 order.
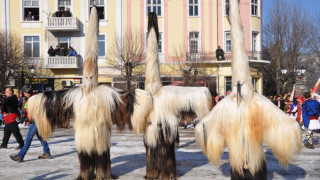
107;31;145;90
305;13;320;91
170;46;217;94
0;31;32;92
263;0;311;95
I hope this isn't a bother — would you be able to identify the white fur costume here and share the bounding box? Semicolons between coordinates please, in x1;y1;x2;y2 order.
195;0;301;178
129;12;212;179
27;7;124;180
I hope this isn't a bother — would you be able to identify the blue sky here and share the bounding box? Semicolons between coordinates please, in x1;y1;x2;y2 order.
263;0;320;19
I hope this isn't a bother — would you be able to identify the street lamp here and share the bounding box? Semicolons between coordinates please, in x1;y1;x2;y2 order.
30;65;35;75
9;65;35;90
297;66;306;78
281;68;287;75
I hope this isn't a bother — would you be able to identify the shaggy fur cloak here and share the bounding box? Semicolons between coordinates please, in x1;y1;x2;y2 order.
195;0;301;179
129;12;212;179
27;7;129;180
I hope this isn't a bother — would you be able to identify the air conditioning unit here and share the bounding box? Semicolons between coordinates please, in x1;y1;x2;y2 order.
61;80;72;87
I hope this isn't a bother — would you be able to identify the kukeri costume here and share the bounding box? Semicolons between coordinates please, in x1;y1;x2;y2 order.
27;7;130;180
128;13;212;179
195;0;301;179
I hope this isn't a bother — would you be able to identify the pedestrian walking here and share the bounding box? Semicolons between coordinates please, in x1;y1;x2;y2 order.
301;91;320;149
0;87;24;150
10;87;51;162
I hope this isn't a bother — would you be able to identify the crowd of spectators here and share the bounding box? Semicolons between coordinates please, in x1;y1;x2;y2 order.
47;45;77;57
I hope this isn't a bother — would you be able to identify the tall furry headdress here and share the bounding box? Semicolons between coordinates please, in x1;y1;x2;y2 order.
83;6;99;93
145;12;162;95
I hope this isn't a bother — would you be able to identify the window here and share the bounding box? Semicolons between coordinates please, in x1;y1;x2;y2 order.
252;32;258;52
225;31;231;52
90;0;105;20
225;77;232;94
251;0;258;16
23;0;39;21
147;0;162;16
189;0;199;16
225;0;229;16
146;32;163;53
58;37;71;50
24;36;40;57
58;0;71;11
158;33;163;53
252;77;258;93
98;35;106;57
189;32;199;53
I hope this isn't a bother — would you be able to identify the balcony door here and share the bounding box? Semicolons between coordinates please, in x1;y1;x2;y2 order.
58;37;71;50
58;0;71;11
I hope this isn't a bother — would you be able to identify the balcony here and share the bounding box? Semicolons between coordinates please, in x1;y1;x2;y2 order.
186;51;267;63
46;17;80;31
44;56;80;69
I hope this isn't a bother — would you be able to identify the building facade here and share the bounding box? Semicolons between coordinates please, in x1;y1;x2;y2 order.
1;0;268;95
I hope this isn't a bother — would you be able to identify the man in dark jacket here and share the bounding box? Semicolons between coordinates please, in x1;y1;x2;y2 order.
64;8;72;17
216;46;225;60
60;46;67;56
55;8;63;17
0;87;24;150
274;95;285;111
54;45;60;56
47;46;55;56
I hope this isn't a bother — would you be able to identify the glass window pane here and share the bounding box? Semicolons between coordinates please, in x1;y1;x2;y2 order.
189;0;193;4
33;36;39;41
148;7;151;14
33;42;40;57
25;36;32;41
24;1;31;6
189;6;193;16
100;0;104;5
195;0;198;4
24;43;32;56
32;1;39;6
98;41;105;56
157;0;161;4
153;0;156;4
148;0;151;4
158;6;161;15
153;6;156;13
195;6;198;16
98;35;105;40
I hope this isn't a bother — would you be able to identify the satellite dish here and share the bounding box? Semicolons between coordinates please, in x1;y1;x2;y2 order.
43;7;52;17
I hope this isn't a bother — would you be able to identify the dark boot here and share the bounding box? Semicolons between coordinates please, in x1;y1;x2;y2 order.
10;155;23;162
39;153;52;159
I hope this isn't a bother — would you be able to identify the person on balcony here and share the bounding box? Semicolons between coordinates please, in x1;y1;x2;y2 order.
54;45;60;56
64;8;72;17
60;46;67;56
216;46;225;60
47;46;55;57
68;46;77;56
55;8;63;17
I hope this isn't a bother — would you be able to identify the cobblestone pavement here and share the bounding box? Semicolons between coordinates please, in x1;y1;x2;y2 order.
0;124;319;180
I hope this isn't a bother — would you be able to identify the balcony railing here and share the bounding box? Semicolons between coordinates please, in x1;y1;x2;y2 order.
46;17;80;31
44;56;80;69
186;51;266;63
